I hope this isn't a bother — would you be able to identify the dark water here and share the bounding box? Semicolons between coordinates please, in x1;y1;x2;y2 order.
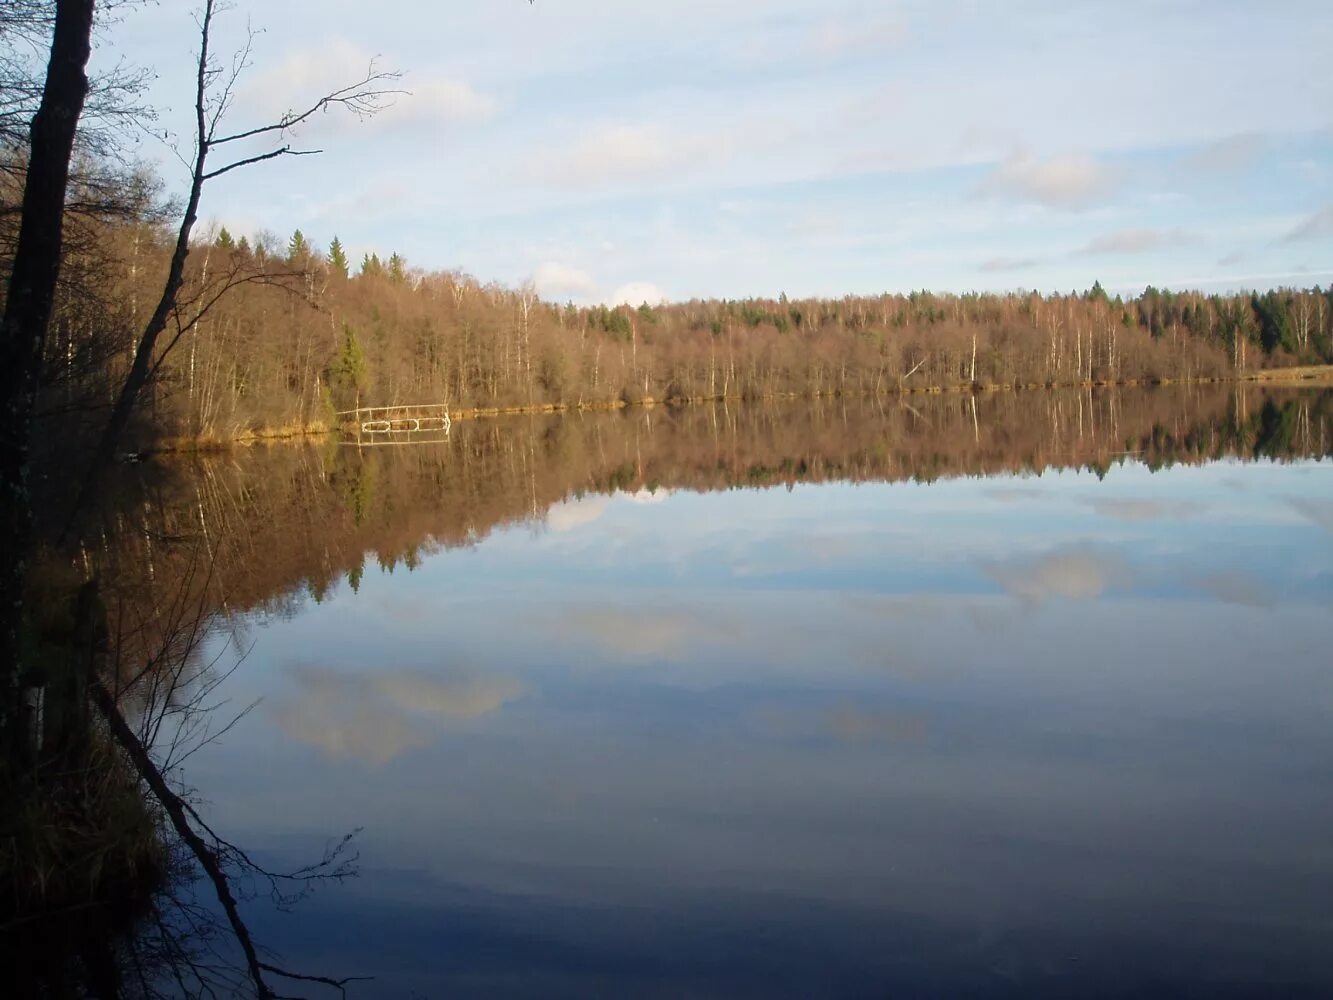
132;386;1333;997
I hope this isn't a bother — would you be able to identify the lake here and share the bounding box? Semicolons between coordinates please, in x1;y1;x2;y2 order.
119;385;1333;997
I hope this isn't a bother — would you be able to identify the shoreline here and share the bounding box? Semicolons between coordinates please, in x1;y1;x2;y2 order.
150;365;1333;454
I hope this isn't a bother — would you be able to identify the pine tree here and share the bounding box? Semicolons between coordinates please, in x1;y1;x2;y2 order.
215;226;235;250
329;236;349;279
287;228;309;263
388;252;406;284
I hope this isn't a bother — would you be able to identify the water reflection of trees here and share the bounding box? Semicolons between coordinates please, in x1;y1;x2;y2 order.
4;545;362;997
86;385;1331;625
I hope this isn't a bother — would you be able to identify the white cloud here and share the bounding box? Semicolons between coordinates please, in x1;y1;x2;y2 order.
977;152;1118;209
544;123;679;187
242;39;494;133
532;261;597;299
1075;228;1194;256
380;77;497;126
607;282;667;307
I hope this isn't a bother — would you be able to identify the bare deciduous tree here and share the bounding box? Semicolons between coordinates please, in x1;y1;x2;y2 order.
73;0;400;522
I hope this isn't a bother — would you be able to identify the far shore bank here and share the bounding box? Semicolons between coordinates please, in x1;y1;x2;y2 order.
148;365;1333;454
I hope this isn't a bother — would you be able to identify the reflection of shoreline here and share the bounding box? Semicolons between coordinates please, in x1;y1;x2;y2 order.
147;365;1333;452
87;385;1332;628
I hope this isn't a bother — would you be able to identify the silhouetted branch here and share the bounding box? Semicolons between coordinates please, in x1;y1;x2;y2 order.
90;678;366;998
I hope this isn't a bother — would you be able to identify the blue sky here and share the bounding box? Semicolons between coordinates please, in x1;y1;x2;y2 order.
101;0;1333;303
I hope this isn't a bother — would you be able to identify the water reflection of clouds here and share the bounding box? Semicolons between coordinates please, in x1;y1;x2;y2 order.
545;488;675;533
1083;497;1205;522
981;545;1133;605
270;666;525;766
1187;571;1275;609
557;605;731;660
749;702;928;745
985;486;1045;503
189;452;1333;995
539;592;966;684
545;495;611;533
827;704;928;745
1288;496;1333;534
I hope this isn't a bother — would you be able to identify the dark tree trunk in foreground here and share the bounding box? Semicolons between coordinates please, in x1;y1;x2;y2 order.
0;0;95;731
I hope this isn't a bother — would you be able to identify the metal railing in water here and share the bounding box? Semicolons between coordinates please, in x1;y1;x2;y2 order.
336;404;452;438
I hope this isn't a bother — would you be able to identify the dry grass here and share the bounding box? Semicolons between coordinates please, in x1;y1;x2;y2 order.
1245;364;1333;383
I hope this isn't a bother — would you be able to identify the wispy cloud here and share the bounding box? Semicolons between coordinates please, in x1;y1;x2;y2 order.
1075;228;1194;256
980;256;1041;272
542;123;684;187
808;14;908;60
1183;132;1264;173
1280;204;1333;243
381;76;497;127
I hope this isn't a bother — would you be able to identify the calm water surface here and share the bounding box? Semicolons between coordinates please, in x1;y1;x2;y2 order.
166;388;1333;997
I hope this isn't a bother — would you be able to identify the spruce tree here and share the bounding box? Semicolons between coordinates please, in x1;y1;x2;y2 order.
287;228;309;263
330;323;369;410
329;236;349;278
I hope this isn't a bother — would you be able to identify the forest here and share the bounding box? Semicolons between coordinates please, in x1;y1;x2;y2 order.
4;167;1332;452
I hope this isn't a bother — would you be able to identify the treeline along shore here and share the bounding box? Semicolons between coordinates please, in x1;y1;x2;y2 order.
8;168;1331;451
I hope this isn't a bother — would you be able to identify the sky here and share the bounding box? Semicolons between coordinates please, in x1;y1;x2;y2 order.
99;0;1333;305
